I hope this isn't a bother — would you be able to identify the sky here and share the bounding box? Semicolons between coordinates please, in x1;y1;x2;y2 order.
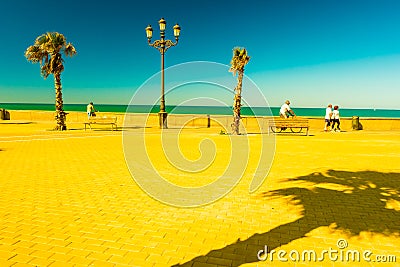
0;0;399;109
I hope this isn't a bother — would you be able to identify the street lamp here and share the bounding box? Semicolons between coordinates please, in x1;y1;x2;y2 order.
146;18;181;128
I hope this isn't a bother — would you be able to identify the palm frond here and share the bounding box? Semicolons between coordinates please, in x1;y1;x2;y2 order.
64;43;77;57
35;34;48;46
38;32;65;53
25;45;46;63
229;47;250;75
51;32;66;50
40;63;51;79
26;32;76;78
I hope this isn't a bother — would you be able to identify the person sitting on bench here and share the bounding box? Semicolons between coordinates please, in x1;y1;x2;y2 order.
279;100;296;119
279;100;296;130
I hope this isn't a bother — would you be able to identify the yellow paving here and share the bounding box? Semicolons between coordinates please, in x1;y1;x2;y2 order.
0;119;399;266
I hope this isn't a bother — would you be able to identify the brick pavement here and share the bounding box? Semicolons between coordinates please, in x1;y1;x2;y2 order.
0;122;399;266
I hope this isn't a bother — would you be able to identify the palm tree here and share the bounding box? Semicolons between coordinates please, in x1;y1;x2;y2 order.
25;32;77;130
229;47;250;135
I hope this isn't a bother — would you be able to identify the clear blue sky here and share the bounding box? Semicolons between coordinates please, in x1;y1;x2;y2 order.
0;0;399;109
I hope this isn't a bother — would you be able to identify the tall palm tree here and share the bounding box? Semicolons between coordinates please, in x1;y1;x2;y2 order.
25;32;77;130
229;47;250;135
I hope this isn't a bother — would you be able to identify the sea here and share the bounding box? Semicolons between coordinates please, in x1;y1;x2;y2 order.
1;103;400;118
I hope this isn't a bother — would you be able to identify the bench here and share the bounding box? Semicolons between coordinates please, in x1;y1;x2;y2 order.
268;118;309;135
84;117;118;131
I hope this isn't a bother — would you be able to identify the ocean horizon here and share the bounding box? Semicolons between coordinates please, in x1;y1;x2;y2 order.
1;103;400;118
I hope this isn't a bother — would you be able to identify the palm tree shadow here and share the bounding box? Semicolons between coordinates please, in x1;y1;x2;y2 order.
173;170;400;266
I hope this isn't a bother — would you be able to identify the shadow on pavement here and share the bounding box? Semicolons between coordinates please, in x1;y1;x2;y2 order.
173;170;400;266
0;121;35;124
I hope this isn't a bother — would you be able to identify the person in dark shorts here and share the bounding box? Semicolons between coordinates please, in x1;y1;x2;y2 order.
331;105;340;132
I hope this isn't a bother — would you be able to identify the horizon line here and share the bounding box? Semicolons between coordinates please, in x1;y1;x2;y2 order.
0;102;399;111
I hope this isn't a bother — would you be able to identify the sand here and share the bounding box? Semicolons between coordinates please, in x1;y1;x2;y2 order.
0;111;399;266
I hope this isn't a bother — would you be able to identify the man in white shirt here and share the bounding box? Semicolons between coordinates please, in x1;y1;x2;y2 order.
87;102;96;119
324;104;333;131
280;100;295;118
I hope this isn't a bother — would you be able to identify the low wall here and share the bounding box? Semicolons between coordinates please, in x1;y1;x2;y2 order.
8;110;127;123
5;110;400;131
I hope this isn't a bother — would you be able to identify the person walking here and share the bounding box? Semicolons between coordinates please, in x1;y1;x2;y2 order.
87;102;97;119
331;105;341;132
324;104;333;131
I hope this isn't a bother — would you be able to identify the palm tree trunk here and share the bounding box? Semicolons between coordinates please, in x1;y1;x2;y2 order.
54;73;66;130
232;70;243;135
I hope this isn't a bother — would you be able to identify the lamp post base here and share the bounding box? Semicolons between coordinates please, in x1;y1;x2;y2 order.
159;111;168;129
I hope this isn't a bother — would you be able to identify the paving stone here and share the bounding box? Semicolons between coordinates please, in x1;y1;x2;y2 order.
0;124;399;266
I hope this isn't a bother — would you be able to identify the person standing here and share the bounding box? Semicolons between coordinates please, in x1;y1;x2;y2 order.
87;102;96;119
324;104;333;131
331;105;341;132
280;100;296;118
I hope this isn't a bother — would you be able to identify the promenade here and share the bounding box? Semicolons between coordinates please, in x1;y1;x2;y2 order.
0;114;399;266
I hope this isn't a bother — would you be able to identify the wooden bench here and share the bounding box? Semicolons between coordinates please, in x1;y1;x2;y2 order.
84;117;118;131
268;118;309;135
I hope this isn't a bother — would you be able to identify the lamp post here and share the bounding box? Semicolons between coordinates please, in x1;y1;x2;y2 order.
146;18;181;129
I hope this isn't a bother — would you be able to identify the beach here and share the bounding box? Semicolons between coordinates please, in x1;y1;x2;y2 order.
0;111;399;266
